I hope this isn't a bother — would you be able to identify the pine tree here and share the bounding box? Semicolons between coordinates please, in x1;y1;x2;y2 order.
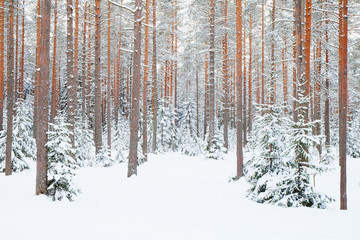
206;119;226;160
47;115;80;201
95;148;115;168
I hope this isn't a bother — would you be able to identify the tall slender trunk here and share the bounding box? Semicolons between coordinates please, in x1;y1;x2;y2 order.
314;5;322;154
304;0;312;123
94;0;102;154
248;14;252;132
74;0;79;96
223;0;229;151
236;0;243;179
35;0;50;195
0;0;4;130
243;28;247;145
196;66;199;138
81;2;87;120
292;6;297;122
270;0;276;105
324;3;330;147
208;0;215;146
86;8;91;121
204;46;208;139
143;0;150;161
128;0;142;177
33;0;41;138
107;1;111;154
19;2;25;100
115;1;123;128
51;0;58;123
67;0;76;147
5;0;15;176
151;0;158;153
15;2;19;103
338;0;348;210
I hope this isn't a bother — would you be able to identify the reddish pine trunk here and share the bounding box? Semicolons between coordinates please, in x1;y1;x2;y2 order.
128;0;143;177
33;0;41;138
94;0;102;154
338;0;348;210
248;14;252;132
35;0;50;195
236;0;243;179
81;2;88;120
261;0;265;106
0;0;5;130
50;0;58;123
208;0;215;146
19;2;25;100
5;0;15;176
223;0;229;150
151;0;158;153
304;0;312;123
143;0;150;161
107;1;111;153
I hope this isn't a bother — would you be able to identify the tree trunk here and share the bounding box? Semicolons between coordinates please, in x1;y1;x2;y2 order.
19;1;25;100
74;0;79;97
5;0;15;176
128;0;142;177
324;6;330;147
143;0;150;161
0;0;4;131
35;0;50;195
208;0;215;147
87;9;92;122
338;0;348;210
223;0;229;151
270;0;276;105
51;0;58;123
236;0;243;179
81;2;87;121
243;29;247;145
94;0;102;154
204;49;208;139
304;0;311;123
151;0;158;153
33;0;41;138
15;1;19;102
248;14;252;132
107;1;112;154
67;0;76;147
261;0;265;106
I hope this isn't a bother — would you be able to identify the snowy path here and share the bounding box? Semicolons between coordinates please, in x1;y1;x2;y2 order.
1;152;360;240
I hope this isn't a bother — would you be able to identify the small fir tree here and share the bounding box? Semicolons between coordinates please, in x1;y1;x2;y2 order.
347;109;360;158
157;100;178;153
179;101;203;156
206;119;226;160
75;119;95;167
95;147;115;167
47;115;80;201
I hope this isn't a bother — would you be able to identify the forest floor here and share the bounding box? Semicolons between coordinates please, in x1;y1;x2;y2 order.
1;151;360;240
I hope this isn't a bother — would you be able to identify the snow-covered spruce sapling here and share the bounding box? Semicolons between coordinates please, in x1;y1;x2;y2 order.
0;100;35;173
179;101;203;156
206;120;226;160
75;119;95;167
157;100;178;153
95;147;115;167
47;116;80;201
245;104;289;202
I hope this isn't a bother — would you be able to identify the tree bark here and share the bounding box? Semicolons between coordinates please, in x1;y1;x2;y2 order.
338;0;348;210
304;0;312;123
261;0;265;106
208;0;215;147
67;0;76;147
236;0;243;179
33;0;41;138
128;0;142;177
143;0;150;161
223;0;229;151
50;0;58;123
151;0;158;153
35;0;50;195
5;0;15;176
0;0;5;130
94;0;102;154
19;1;25;100
248;14;252;132
81;2;87;121
107;1;111;154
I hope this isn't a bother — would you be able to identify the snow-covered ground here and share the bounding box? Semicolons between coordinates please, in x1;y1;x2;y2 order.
1;152;359;240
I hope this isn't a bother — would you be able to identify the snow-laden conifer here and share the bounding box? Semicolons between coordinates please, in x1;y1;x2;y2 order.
47;115;80;201
179;101;202;156
347;110;360;158
157;100;178;153
75;119;95;167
